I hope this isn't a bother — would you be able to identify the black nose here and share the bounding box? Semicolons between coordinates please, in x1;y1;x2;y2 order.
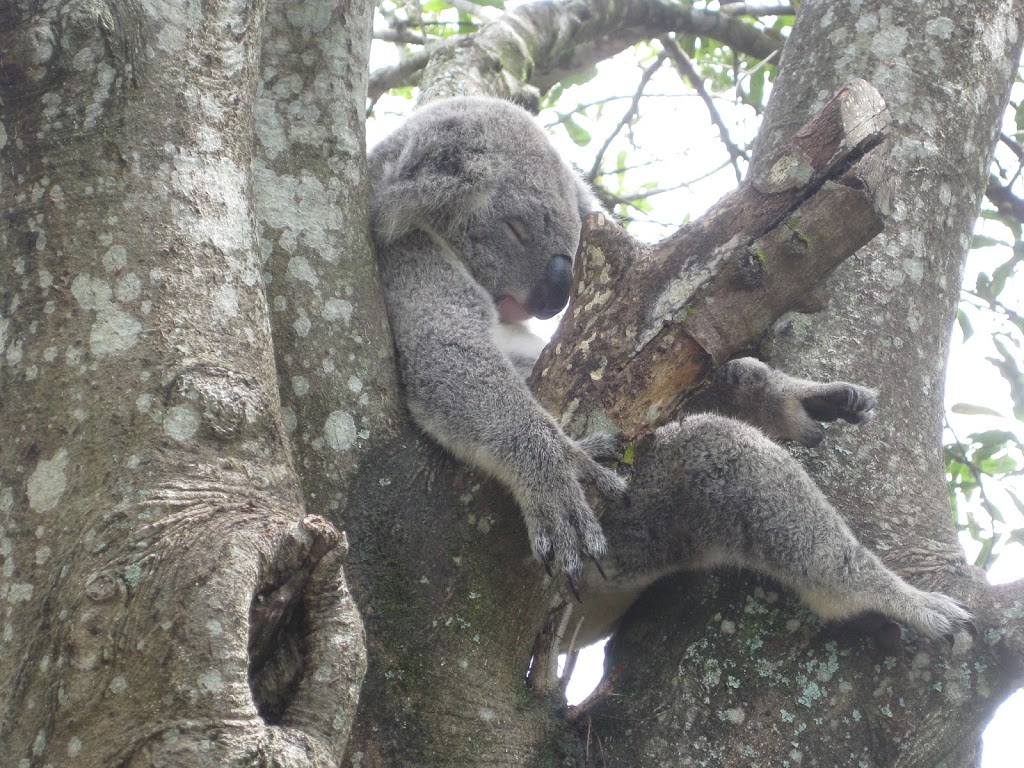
525;255;573;319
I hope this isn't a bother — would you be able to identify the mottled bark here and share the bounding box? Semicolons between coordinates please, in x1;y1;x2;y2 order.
586;2;1024;766
0;2;364;766
4;0;1023;766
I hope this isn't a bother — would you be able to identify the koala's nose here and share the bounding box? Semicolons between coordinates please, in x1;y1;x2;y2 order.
525;254;573;319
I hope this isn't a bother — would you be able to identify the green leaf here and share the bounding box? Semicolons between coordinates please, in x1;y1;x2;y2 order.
562;116;592;146
748;68;766;108
971;234;1008;250
420;0;451;12
951;403;1003;417
559;66;599;89
988;250;1024;297
956;308;974;341
988;336;1024;420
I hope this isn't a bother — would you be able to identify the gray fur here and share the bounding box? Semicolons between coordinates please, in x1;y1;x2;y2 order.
368;97;970;641
369;97;626;581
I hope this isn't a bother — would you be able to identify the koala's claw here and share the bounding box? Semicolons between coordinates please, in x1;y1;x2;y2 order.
915;593;973;640
539;546;555;578
567;575;583;603
591;556;608;581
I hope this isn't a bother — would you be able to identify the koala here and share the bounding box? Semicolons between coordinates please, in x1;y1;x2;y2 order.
367;97;970;641
368;97;627;585
573;357;970;645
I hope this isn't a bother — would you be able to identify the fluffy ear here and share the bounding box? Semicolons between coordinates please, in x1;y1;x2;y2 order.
371;111;496;245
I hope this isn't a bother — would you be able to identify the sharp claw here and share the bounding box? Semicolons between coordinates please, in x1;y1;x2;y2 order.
591;556;608;581
542;551;554;578
567;575;583;603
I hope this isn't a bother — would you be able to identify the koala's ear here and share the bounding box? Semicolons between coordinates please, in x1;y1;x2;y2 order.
372;113;496;244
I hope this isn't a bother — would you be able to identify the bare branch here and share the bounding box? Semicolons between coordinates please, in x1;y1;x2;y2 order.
408;0;783;103
373;27;428;44
661;35;749;181
720;2;796;17
989;580;1024;690
987;174;1024;224
587;54;667;182
448;0;502;20
369;49;432;102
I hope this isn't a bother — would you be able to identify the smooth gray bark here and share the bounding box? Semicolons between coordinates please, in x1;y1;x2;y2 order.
0;2;365;766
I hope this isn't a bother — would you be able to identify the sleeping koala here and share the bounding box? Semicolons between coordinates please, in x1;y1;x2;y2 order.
367;96;970;640
369;97;626;585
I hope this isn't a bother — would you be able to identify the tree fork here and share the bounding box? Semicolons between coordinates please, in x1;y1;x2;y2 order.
532;79;893;442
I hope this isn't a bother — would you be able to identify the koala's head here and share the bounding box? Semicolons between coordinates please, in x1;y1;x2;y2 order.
368;96;595;321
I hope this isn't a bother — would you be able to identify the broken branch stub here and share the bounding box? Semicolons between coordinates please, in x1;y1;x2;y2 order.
530;79;894;441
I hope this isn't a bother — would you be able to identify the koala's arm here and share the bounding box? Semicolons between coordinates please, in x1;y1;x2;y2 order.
379;234;625;582
695;357;878;446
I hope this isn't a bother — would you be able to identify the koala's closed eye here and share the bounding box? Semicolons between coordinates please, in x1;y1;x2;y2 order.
505;219;527;244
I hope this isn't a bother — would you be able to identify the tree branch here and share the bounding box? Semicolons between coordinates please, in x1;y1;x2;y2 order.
530;79;894;441
660;34;749;181
720;1;797;17
989;580;1024;690
987;174;1024;224
587;53;666;182
383;0;783;104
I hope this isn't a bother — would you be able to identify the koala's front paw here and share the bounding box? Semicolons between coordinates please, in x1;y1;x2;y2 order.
524;438;627;591
524;483;607;590
800;383;878;425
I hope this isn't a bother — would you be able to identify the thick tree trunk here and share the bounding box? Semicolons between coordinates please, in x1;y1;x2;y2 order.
586;2;1024;766
0;2;364;766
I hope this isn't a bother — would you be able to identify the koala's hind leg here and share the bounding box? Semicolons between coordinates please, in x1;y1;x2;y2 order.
710;357;878;446
606;415;970;639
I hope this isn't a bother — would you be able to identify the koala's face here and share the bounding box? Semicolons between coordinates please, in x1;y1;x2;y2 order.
369;97;594;322
463;127;589;322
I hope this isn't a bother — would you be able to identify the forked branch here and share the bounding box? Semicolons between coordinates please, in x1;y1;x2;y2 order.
531;79;894;441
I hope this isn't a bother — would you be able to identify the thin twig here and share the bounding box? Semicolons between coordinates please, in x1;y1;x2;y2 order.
660;35;748;181
587;54;667;183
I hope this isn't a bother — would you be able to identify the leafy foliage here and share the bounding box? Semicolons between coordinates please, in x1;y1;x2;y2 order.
943;65;1024;572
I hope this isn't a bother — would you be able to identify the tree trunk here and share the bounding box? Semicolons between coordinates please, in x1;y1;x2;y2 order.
585;2;1024;765
0;2;364;766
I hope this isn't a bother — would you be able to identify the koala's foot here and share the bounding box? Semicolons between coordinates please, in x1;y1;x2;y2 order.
801;576;972;641
901;591;973;640
718;358;878;447
800;383;877;426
